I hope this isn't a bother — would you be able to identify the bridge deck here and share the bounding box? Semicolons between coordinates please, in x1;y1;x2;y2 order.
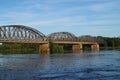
0;40;48;44
51;41;98;45
0;40;98;44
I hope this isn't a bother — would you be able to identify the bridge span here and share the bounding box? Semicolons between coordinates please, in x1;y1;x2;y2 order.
0;25;99;54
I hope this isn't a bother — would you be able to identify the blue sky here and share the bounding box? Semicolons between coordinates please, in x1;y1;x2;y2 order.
0;0;120;37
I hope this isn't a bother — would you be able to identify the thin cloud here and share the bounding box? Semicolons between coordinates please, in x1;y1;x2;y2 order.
0;0;119;37
89;1;119;11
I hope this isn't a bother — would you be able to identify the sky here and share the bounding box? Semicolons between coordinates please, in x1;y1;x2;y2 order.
0;0;120;37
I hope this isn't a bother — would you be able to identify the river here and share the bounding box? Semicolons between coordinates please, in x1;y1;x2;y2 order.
0;50;120;80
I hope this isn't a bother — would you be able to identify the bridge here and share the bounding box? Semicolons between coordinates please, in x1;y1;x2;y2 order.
0;25;99;53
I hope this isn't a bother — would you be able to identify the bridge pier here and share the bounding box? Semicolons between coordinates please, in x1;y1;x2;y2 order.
39;43;50;54
72;44;82;53
91;44;99;51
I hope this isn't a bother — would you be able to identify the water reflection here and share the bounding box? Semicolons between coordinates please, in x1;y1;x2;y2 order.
0;50;120;80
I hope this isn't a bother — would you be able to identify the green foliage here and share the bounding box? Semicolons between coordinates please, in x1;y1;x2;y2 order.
50;42;64;53
0;43;39;54
100;37;120;49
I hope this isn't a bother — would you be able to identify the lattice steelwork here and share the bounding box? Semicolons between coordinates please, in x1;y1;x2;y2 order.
0;25;46;41
78;35;96;42
47;32;78;41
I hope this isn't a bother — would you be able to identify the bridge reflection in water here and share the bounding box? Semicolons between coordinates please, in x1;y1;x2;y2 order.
0;25;99;54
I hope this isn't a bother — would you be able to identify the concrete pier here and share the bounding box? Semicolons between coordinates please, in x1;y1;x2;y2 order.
91;44;99;51
39;43;50;54
72;44;82;53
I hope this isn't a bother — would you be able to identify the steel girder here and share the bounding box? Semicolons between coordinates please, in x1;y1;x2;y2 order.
47;32;78;41
0;25;47;41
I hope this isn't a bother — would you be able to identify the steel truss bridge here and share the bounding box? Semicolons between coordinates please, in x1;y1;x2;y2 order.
0;25;99;53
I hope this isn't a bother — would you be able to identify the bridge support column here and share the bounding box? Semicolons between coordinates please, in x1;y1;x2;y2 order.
72;44;82;53
39;43;50;54
91;44;99;51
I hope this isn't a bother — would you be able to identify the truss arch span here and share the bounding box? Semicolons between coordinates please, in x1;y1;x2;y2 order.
47;32;78;41
0;25;46;41
78;35;96;42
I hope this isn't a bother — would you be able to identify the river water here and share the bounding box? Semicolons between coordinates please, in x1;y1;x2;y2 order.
0;50;120;80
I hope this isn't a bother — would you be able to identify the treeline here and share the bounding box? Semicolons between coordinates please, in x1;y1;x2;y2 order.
0;43;39;54
49;43;72;53
0;43;73;54
102;37;120;49
50;43;64;53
